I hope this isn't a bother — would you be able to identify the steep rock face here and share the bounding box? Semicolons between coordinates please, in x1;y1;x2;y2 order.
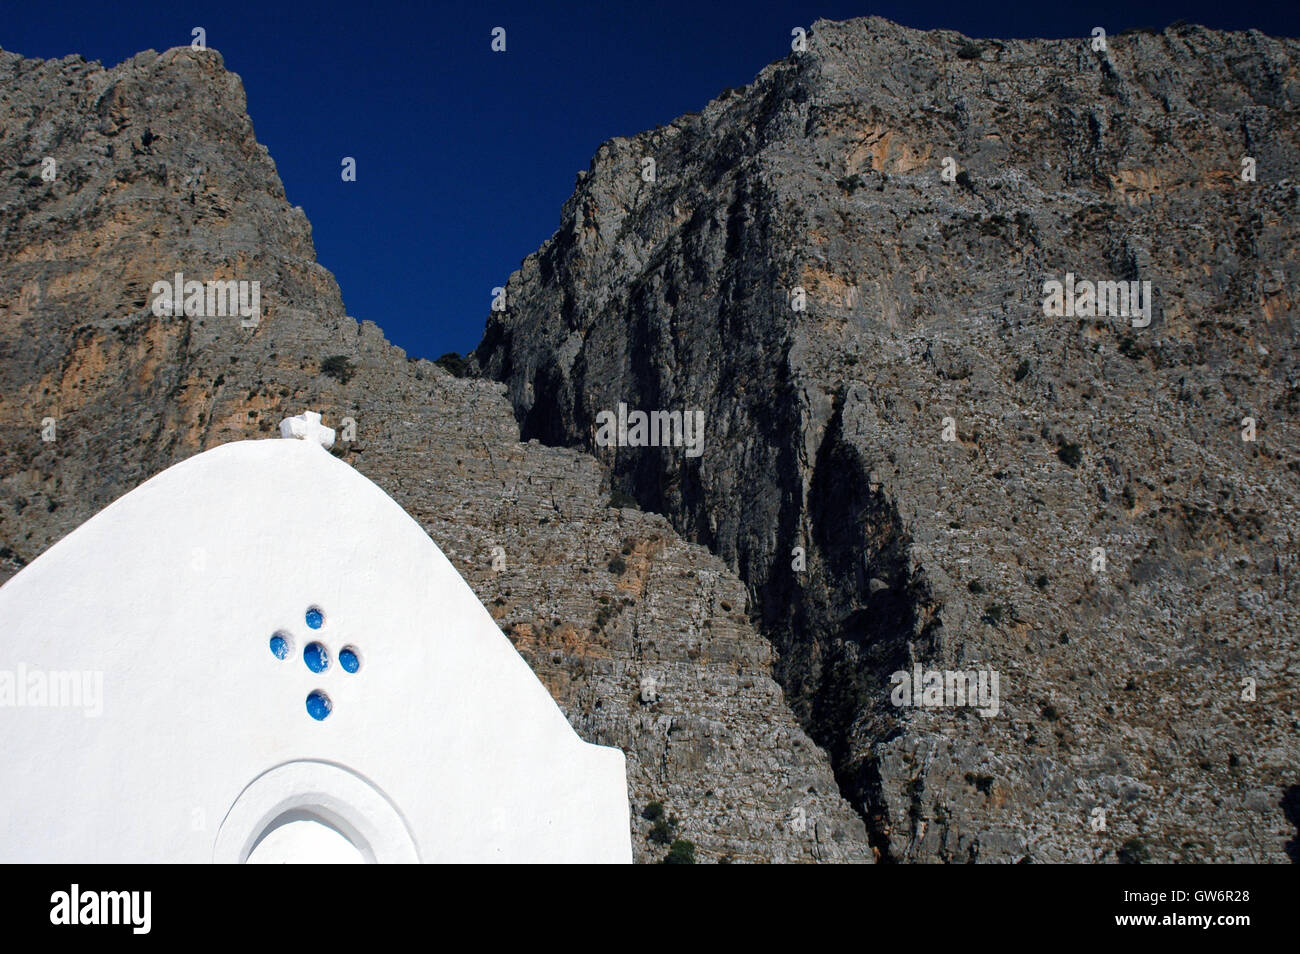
477;17;1300;861
0;46;870;862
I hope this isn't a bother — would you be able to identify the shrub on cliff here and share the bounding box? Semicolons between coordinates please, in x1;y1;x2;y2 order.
435;352;471;377
320;355;355;384
662;839;696;864
1057;442;1083;468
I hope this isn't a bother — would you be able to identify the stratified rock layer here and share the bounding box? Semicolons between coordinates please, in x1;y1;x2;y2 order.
0;45;870;862
477;18;1300;861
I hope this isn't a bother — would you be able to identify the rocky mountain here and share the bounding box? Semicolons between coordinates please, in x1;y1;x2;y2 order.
4;16;1298;864
476;17;1300;861
0;44;869;862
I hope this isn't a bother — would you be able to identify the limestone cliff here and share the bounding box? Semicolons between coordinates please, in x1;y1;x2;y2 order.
476;18;1300;862
0;45;869;862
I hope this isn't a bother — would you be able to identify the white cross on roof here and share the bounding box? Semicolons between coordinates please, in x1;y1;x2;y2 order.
278;411;336;449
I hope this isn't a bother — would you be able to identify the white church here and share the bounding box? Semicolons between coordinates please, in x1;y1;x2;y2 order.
0;412;631;863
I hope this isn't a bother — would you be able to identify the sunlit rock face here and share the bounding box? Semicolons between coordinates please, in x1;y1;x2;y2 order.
0;43;871;862
477;17;1300;862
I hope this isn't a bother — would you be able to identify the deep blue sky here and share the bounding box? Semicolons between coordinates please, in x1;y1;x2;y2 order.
5;1;1298;360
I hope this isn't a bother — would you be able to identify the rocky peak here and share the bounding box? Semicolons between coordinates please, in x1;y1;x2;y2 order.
476;17;1300;862
0;43;870;862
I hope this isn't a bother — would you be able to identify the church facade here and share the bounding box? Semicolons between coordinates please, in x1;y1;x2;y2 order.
0;413;631;863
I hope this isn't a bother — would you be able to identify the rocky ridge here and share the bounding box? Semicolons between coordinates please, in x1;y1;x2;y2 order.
477;17;1300;862
0;44;870;862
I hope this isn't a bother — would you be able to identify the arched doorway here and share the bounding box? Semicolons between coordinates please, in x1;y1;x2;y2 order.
214;761;419;864
246;809;366;864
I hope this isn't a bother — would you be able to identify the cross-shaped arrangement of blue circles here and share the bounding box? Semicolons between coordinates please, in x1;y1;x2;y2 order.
268;606;362;719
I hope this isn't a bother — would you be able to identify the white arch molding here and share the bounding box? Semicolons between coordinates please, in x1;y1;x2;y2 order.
214;761;420;864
